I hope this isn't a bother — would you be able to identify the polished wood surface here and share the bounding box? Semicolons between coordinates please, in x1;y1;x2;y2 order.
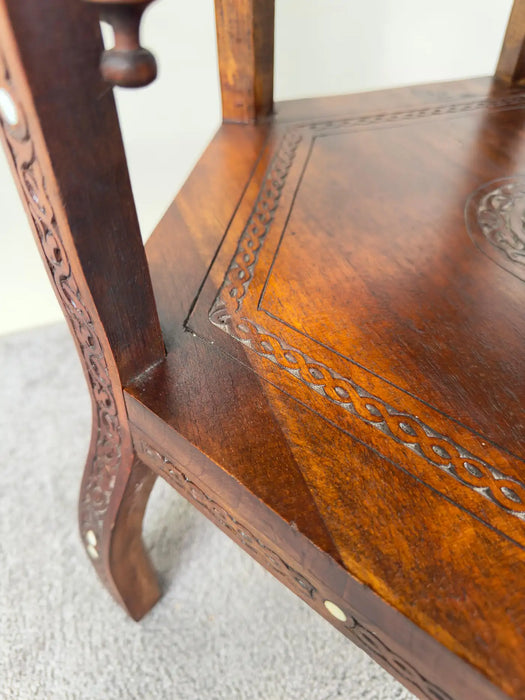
0;0;164;617
497;0;525;84
1;0;525;698
215;0;274;122
125;78;525;700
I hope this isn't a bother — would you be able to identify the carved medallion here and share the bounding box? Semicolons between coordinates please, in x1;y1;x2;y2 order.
466;176;525;281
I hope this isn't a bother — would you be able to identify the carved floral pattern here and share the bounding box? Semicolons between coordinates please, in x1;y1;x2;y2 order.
0;52;121;566
477;180;525;266
137;440;452;700
465;176;525;281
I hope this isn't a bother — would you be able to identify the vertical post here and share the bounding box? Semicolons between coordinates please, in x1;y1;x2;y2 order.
215;0;274;122
496;0;525;84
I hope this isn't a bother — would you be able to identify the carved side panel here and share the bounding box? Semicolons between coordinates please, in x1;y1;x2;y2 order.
0;51;124;573
137;439;453;700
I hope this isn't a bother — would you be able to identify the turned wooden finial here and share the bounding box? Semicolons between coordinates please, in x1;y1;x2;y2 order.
85;0;157;88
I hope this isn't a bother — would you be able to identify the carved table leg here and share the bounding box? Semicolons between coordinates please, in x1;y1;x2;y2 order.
80;425;160;619
0;0;165;618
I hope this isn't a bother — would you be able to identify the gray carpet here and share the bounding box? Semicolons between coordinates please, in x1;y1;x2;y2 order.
0;322;414;700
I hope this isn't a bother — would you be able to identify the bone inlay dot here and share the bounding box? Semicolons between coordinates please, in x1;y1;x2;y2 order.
86;543;99;560
0;88;18;126
324;600;347;621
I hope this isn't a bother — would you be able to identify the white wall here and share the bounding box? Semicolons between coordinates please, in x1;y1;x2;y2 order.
0;0;513;335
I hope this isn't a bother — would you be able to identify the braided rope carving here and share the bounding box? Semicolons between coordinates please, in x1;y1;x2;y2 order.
212;91;525;319
307;93;525;133
215;129;302;311
209;93;525;524
210;306;525;519
137;440;452;700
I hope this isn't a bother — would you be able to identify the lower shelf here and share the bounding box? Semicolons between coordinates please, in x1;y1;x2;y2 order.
126;76;525;700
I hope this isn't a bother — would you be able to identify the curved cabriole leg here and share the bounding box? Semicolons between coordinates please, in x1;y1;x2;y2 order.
80;426;160;620
70;290;160;618
108;458;160;619
0;0;165;618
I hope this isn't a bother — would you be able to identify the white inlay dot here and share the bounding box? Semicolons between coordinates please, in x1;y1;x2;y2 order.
85;530;99;559
324;600;347;622
0;88;18;126
87;544;99;560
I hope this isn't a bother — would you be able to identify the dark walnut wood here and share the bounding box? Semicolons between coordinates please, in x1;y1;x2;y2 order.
0;0;164;618
84;0;157;88
125;78;525;700
2;0;525;699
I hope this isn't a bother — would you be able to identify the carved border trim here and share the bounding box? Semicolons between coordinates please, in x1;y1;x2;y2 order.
0;53;121;558
305;92;525;132
211;91;525;317
208;94;525;524
137;439;452;700
209;310;525;520
217;128;302;311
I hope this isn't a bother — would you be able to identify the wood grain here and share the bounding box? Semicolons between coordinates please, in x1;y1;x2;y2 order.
215;0;274;122
497;0;525;84
0;0;163;616
124;79;525;699
3;0;525;696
